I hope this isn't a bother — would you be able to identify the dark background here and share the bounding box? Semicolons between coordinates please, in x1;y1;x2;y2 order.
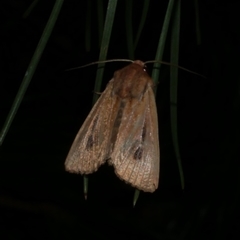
0;0;240;239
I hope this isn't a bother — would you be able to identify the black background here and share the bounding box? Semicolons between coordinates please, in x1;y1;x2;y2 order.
0;0;240;239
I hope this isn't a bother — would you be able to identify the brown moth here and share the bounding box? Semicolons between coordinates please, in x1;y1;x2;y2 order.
65;60;159;192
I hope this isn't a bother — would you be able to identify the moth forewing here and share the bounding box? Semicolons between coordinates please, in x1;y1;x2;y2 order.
144;88;159;191
109;85;160;192
65;79;116;174
109;75;159;192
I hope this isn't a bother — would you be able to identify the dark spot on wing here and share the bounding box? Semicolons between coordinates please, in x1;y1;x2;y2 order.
110;100;125;151
134;146;143;160
86;116;98;150
142;124;146;142
92;116;98;130
133;122;146;160
113;101;125;130
86;135;94;149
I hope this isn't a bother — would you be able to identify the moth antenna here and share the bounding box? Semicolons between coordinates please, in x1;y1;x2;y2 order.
65;59;134;71
144;60;206;79
66;59;206;79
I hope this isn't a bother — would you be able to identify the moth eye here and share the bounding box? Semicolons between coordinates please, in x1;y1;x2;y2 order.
134;146;143;160
86;135;94;149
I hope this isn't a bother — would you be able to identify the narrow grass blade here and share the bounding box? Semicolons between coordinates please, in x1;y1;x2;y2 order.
85;0;92;52
84;176;88;200
92;0;118;104
133;0;175;206
151;0;175;88
125;0;134;59
0;0;64;146
133;189;140;207
97;0;104;47
84;0;118;199
22;0;39;18
170;1;184;190
133;1;150;51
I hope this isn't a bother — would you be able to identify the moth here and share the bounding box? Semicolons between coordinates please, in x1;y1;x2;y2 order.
65;60;159;192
